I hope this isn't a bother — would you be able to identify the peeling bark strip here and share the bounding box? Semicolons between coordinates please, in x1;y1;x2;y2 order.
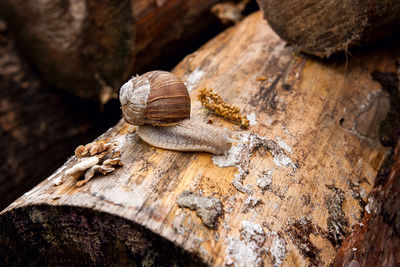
1;12;399;266
256;0;400;57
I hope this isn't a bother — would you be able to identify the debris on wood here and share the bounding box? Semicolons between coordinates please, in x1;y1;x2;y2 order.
212;133;296;194
211;0;250;24
198;87;250;127
176;191;223;229
241;196;263;213
55;140;123;187
225;220;266;266
63;156;99;180
287;217;322;266
325;185;349;248
256;75;268;81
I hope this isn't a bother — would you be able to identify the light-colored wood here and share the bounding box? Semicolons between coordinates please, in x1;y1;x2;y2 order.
1;11;399;266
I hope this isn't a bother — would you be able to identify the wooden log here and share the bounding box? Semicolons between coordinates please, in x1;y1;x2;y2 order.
256;0;400;58
0;0;222;101
0;18;117;209
1;11;399;266
331;139;400;266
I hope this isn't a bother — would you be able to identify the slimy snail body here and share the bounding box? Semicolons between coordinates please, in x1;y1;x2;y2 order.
119;70;242;155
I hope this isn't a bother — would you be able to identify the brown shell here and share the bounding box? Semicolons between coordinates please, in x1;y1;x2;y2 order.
120;70;191;126
143;71;191;126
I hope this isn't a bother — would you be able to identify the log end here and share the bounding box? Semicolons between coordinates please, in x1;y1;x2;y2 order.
0;204;206;266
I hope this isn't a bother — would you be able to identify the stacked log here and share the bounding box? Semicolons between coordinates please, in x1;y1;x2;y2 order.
0;0;225;209
0;0;223;100
1;11;399;266
256;0;400;57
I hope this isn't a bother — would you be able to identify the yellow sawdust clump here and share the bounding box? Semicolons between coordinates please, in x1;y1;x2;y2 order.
198;88;249;128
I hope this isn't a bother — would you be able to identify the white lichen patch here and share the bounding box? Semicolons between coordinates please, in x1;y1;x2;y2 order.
212;139;246;168
113;134;128;151
241;196;262;213
226;221;266;266
212;133;297;193
92;184;146;208
212;133;253;193
183;68;205;92
275;136;292;154
247;112;258;126
257;170;273;191
267;232;287;267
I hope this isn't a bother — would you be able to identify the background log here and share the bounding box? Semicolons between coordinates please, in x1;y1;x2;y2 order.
256;0;400;58
0;19;120;209
0;0;223;101
1;11;399;266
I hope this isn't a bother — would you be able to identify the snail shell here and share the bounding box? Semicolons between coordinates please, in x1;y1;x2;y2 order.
120;70;243;155
119;70;191;126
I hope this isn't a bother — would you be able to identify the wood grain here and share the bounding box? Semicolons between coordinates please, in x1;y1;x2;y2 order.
1;11;399;266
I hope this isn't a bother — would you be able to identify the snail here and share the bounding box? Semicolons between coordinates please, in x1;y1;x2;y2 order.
119;70;245;155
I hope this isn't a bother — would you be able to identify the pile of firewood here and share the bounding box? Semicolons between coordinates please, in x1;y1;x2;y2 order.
0;1;399;266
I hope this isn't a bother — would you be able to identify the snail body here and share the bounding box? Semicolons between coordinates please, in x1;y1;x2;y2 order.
119;70;240;155
136;119;233;154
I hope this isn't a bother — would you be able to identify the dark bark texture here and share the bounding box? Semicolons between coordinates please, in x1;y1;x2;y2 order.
0;205;206;266
0;0;222;100
0;19;117;209
331;139;400;266
256;0;400;57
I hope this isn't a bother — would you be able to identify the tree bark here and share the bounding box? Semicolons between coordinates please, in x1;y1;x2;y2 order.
0;19;117;210
0;0;222;101
330;71;400;266
1;11;399;266
256;0;400;58
331;139;400;266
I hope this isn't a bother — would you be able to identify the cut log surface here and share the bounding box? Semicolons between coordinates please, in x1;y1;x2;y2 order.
256;0;400;58
0;0;221;100
1;11;399;266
